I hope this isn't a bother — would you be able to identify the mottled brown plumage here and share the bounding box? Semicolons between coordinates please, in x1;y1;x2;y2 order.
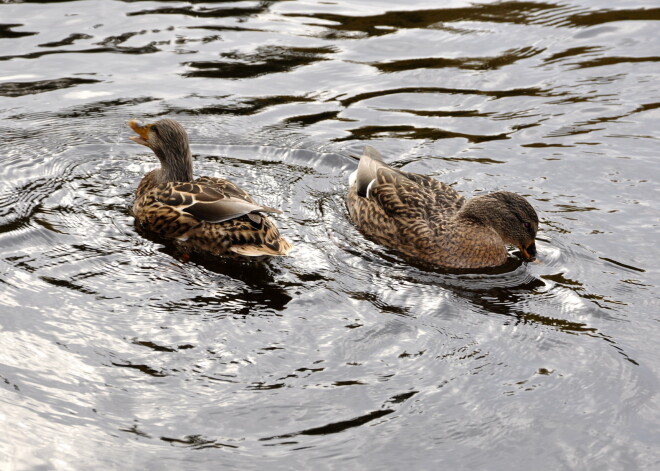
129;118;292;257
346;146;538;269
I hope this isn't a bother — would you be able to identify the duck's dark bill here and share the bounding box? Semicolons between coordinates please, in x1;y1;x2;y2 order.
519;242;537;259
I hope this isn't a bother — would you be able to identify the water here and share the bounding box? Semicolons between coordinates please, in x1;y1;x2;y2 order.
1;0;659;469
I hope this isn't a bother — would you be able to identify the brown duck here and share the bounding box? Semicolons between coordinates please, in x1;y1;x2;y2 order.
128;118;292;257
347;146;538;269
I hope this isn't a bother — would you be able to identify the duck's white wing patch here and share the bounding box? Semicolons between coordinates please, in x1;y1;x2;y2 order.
365;179;376;198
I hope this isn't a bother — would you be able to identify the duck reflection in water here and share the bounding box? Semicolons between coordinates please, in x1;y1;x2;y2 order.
347;146;538;270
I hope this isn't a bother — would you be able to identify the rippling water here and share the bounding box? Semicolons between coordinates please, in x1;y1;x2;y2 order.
1;0;659;469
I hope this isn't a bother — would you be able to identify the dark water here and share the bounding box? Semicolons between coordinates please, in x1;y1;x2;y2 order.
1;0;659;469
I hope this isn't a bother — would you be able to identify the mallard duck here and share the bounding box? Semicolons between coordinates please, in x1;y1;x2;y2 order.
347;146;538;269
128;118;292;257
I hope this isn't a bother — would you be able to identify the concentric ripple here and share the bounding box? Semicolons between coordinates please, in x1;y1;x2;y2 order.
1;0;659;469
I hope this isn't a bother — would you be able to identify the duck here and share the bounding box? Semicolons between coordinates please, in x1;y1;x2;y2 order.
128;118;292;257
346;146;538;269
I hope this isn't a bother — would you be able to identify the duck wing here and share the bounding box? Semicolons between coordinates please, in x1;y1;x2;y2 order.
353;146;463;216
159;178;282;224
134;176;291;256
352;146;388;197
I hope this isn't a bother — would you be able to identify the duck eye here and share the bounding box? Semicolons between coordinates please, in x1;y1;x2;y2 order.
523;222;531;229
151;125;160;135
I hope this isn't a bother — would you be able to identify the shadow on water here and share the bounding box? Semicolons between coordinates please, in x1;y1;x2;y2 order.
336;213;641;365
134;224;294;313
371;47;546;73
424;270;638;366
168;95;316;117
127;2;275;20
184;45;337;80
286;3;660;38
0;78;101;98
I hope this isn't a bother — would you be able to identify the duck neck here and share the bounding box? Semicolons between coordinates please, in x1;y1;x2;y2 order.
456;194;509;239
155;147;194;183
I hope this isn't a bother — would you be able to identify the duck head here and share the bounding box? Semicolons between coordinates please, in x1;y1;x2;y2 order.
129;119;193;182
460;191;539;260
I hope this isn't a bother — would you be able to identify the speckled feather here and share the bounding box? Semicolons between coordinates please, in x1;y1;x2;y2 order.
130;119;292;257
347;146;538;269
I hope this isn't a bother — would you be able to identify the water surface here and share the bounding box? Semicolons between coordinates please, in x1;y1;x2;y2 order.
1;0;659;469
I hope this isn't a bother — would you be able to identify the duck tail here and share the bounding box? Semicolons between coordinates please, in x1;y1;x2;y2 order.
362;145;385;162
229;238;293;257
348;146;390;195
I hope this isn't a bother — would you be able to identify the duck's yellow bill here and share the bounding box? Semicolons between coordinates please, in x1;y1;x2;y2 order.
128;120;150;146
